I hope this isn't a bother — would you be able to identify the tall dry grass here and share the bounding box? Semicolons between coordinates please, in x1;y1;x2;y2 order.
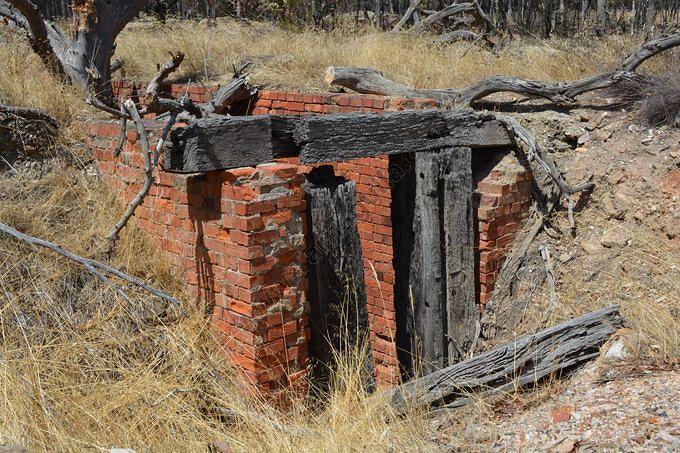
115;18;679;91
0;31;82;129
0;163;435;451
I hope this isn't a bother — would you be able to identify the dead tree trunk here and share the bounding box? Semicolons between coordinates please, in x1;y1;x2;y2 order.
645;0;656;40
0;0;148;100
387;305;625;414
305;166;375;393
596;0;606;35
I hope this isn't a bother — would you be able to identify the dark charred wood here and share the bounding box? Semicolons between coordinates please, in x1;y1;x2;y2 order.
162;110;512;173
163;116;274;173
305;166;374;393
389;153;417;379
296;110;512;162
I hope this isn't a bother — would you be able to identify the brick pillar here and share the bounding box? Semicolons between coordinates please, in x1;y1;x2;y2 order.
475;157;533;306
206;163;309;391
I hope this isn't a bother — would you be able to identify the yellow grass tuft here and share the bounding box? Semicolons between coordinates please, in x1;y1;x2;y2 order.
115;18;678;92
0;162;436;451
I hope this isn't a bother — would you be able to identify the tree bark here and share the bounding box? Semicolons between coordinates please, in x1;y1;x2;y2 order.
387;305;625;413
0;0;148;100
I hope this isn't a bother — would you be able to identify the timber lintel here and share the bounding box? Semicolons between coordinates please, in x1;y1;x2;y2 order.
163;110;513;173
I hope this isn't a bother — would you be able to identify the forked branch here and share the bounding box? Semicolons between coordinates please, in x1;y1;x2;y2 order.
326;33;680;107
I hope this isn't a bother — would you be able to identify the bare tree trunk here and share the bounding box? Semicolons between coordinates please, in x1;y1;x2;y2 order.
580;0;588;29
0;0;148;100
645;0;656;39
596;0;606;35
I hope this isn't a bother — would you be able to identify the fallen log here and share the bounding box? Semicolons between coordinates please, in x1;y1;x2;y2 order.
434;29;482;45
386;305;625;414
411;0;493;32
326;32;680;107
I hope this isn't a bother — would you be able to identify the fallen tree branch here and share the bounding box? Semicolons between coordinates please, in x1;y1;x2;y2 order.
0;222;183;310
104;100;153;256
411;0;493;32
85;97;131;120
0;104;59;129
387;305;625;414
496;115;594;196
539;244;558;323
0;0;65;77
434;29;483;45
391;0;423;32
326;32;680;107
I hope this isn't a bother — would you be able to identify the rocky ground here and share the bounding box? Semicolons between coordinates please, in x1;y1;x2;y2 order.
449;364;679;452
434;98;679;452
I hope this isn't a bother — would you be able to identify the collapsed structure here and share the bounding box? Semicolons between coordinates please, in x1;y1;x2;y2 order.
87;84;534;390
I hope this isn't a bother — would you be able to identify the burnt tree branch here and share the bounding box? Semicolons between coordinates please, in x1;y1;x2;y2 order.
326;33;680;107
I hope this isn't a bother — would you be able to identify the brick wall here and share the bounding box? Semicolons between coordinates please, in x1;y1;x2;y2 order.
95;84;532;389
88;124;308;392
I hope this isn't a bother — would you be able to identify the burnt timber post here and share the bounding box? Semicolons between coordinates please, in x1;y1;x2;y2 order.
394;148;476;376
305;166;375;392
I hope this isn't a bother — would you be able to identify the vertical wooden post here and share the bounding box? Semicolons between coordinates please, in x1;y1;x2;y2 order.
441;147;476;364
305;166;375;392
404;148;476;376
410;152;446;376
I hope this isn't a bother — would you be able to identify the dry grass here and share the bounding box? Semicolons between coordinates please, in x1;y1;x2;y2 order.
115;18;679;92
559;224;679;363
0;162;435;451
0;31;83;130
528;214;680;364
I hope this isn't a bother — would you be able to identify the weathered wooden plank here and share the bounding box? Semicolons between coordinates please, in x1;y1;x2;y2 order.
440;148;476;364
163;116;274;173
163;110;512;173
410;152;446;376
305;166;374;392
386;305;625;414
296;110;512;164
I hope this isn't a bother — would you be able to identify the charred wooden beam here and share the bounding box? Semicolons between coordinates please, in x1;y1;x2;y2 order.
410;152;447;376
408;148;476;375
305;166;374;393
162;110;512;173
163;116;278;173
386;305;625;414
441;148;476;364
